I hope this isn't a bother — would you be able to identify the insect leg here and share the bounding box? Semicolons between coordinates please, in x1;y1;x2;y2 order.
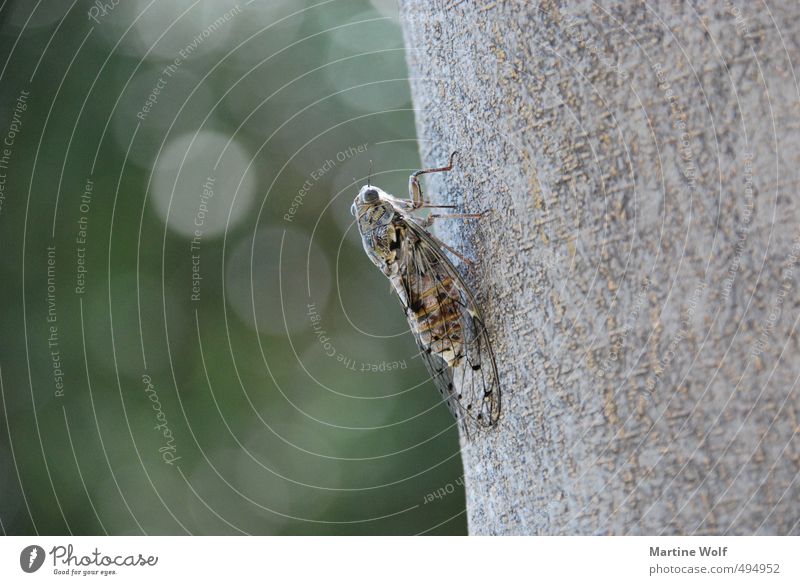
408;151;459;209
423;212;485;225
421;231;475;267
420;213;485;264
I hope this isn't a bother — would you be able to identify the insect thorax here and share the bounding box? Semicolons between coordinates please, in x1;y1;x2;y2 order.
360;213;407;273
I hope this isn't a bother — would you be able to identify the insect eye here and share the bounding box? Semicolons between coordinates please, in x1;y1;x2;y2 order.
362;189;379;203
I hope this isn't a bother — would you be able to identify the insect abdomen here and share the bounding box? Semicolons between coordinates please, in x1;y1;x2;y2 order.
407;273;464;367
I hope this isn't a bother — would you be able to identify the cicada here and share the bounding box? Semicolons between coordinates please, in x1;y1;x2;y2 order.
350;152;500;434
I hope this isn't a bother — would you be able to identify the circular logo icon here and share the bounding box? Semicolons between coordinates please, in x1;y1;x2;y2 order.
20;545;45;573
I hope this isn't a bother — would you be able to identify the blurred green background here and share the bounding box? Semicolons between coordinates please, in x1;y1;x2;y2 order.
0;0;465;535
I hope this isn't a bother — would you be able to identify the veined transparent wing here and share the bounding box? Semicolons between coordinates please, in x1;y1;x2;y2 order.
399;217;501;434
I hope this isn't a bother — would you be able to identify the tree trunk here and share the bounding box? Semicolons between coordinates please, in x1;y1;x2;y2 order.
399;0;800;535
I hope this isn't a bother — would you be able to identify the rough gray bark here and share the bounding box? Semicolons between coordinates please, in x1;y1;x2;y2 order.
399;0;800;535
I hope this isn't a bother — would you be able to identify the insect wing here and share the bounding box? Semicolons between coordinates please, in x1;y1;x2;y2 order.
402;219;501;432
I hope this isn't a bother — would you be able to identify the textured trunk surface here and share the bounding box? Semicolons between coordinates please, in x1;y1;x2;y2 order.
399;0;800;535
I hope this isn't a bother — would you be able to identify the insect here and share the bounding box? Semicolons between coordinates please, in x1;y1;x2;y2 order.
350;152;501;434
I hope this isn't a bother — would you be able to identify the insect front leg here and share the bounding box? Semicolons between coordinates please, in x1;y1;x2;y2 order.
418;227;476;267
408;151;459;210
422;212;485;226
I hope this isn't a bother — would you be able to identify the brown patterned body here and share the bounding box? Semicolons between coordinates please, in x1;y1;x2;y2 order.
350;162;501;432
398;234;465;368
